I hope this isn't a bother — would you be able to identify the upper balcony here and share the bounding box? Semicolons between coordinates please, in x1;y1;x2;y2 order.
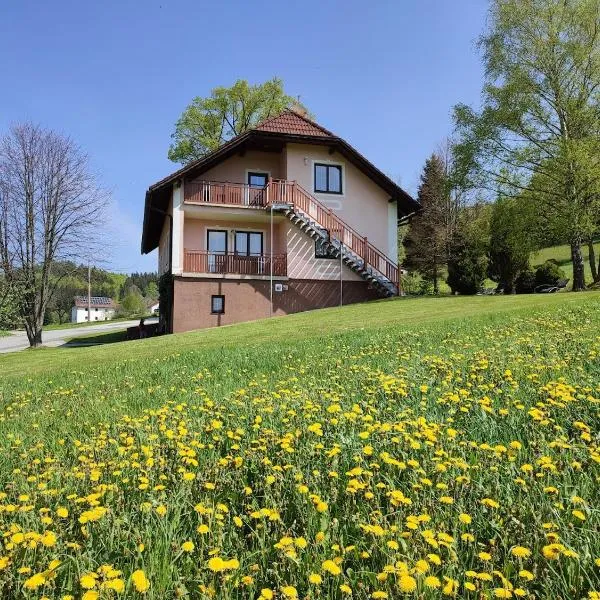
184;181;268;208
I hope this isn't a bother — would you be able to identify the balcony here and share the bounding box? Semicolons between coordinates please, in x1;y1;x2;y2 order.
184;251;287;276
184;181;268;207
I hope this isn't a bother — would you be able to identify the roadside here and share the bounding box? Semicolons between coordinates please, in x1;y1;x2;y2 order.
0;318;157;354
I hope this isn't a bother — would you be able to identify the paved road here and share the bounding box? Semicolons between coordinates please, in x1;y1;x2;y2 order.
0;318;158;354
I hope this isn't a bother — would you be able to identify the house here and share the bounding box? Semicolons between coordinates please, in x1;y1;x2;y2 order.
147;300;160;315
141;109;419;333
71;296;116;323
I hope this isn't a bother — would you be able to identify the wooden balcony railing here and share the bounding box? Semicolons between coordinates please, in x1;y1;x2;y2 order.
182;179;398;288
184;251;287;276
185;181;268;207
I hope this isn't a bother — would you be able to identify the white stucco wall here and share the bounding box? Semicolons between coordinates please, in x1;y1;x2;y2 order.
71;307;115;323
172;183;184;275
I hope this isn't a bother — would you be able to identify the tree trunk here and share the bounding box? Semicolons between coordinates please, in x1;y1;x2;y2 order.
571;241;586;291
589;240;599;283
432;259;439;295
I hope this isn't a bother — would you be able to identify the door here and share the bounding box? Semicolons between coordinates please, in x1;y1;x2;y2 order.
235;231;264;274
207;230;227;273
247;172;268;206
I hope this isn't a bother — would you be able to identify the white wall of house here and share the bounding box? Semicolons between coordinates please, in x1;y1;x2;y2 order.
71;307;115;324
172;183;184;275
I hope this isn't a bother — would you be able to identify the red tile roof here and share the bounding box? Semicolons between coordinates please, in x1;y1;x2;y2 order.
255;109;334;137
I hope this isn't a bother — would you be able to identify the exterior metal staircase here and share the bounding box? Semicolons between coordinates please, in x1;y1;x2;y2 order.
266;180;399;297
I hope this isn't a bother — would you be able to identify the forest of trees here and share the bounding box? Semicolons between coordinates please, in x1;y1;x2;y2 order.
403;0;600;295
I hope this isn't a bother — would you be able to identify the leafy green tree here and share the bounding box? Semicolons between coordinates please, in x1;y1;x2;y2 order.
118;291;146;317
168;78;306;164
447;204;491;294
404;154;455;293
488;196;537;293
145;281;158;300
453;0;600;291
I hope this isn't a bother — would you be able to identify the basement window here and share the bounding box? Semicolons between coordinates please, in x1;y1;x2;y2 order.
211;295;225;314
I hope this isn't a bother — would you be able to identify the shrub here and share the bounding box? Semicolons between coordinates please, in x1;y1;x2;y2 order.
535;261;566;287
447;232;488;295
515;269;536;294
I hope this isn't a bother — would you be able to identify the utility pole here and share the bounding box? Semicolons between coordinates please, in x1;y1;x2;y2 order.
339;236;343;307
87;263;91;322
270;203;274;318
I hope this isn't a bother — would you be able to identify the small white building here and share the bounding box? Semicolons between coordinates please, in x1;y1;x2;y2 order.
71;296;116;323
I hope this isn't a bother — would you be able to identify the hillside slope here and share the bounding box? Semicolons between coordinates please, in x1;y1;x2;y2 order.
0;293;599;599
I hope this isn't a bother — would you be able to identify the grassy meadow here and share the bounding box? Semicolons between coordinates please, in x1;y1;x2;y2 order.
531;243;600;287
0;293;599;599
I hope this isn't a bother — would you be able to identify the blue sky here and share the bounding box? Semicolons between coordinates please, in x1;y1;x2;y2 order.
0;0;487;273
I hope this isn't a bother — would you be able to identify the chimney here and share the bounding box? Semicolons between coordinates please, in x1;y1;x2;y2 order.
290;98;308;118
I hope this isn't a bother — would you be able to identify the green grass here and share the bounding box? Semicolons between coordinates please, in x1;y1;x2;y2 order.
43;316;148;331
0;292;596;380
532;242;600;285
64;329;129;345
0;293;599;599
0;330;9;337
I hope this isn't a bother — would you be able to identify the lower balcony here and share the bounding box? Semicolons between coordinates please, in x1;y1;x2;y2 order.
183;250;287;277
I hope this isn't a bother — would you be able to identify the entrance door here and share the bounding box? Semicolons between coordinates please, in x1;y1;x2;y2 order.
247;172;268;206
207;230;227;273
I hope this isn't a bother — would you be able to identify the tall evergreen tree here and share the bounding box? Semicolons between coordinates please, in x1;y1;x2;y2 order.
403;154;450;294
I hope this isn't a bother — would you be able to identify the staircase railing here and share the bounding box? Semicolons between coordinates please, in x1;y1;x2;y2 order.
267;179;398;288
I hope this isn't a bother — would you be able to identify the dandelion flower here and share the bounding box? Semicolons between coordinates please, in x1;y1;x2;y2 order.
322;560;342;576
24;573;46;590
398;574;417;592
424;576;441;589
181;541;194;553
131;570;150;593
511;546;531;559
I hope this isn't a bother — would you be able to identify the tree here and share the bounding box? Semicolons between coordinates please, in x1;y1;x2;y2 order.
403;154;455;293
145;281;158;300
488;196;537;293
453;0;600;291
168;78;306;164
118;290;146;317
0;123;107;346
447;204;491;294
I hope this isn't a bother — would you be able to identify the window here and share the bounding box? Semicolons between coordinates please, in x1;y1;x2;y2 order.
247;172;269;188
211;295;225;314
315;238;331;259
314;163;342;194
207;230;228;254
235;231;263;256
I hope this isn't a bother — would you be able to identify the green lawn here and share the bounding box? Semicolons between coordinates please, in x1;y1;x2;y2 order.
0;292;596;379
532;242;600;285
0;330;9;337
64;329;129;345
44;316;148;331
0;293;599;599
